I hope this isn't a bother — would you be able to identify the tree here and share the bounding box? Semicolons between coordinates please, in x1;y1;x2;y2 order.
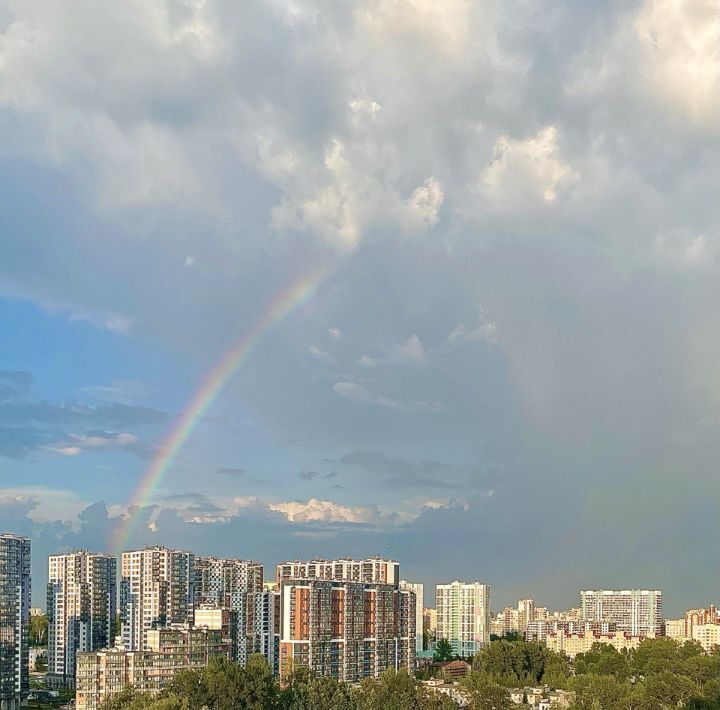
462;673;512;710
356;669;418;710
29;613;48;646
568;674;633;710
434;638;454;662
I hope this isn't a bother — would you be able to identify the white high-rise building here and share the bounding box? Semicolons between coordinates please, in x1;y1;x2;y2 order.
47;551;117;687
518;599;535;633
436;581;490;657
0;533;30;710
120;547;194;651
580;590;662;636
400;580;424;654
194;556;263;665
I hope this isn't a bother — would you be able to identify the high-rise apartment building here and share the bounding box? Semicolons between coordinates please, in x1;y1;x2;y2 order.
400;580;424;653
517;599;535;633
278;579;415;681
436;581;490;657
120;547;194;651
580;590;662;636
194;556;263;665
47;551;117;688
276;557;399;586
0;534;30;710
76;626;231;710
247;589;280;675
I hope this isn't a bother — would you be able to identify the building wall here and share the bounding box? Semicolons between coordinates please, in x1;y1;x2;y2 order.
194;556;263;665
580;590;662;636
400;580;424;654
120;547;194;651
76;627;231;710
545;629;652;658
692;623;720;652
276;558;399;586
435;581;490;657
279;579;414;682
0;534;30;710
47;551;116;687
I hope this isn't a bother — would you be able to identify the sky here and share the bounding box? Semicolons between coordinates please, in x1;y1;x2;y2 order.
0;0;719;615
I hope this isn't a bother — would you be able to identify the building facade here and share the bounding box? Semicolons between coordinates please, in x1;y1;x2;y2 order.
120;547;194;651
436;581;490;657
47;551;117;687
692;623;720;652
248;590;280;675
276;557;399;586
545;628;654;658
279;579;415;681
400;580;424;653
194;556;263;665
0;534;30;710
76;626;231;710
580;590;662;636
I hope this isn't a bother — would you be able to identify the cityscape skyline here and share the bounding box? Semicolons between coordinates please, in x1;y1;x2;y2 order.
2;0;720;633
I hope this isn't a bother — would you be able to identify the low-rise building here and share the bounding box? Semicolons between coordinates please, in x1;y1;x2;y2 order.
421;678;469;707
663;618;688;641
75;626;231;710
692;623;720;652
544;629;652;658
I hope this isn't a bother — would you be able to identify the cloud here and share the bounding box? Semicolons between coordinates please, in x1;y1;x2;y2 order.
216;467;246;477
0;371;34;401
359;334;427;367
479;126;579;205
328;327;343;341
308;344;334;364
46;431;140;456
448;307;498;345
338;449;457;488
332;382;402;410
269;497;392;525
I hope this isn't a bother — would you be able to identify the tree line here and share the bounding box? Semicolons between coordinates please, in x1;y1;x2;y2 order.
101;636;720;709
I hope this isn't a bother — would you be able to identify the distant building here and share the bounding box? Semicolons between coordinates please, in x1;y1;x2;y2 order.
194;556;263;664
430;660;471;679
663;618;688;641
400;580;424;653
278;578;415;681
75;626;231;710
29;608;45;617
545;628;653;658
0;533;30;710
517;599;535;633
580;590;662;636
436;581;490;657
685;606;719;638
424;607;437;633
692;623;720;652
47;550;116;688
120;547;194;651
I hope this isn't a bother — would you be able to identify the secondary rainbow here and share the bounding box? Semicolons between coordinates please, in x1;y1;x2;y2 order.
111;263;330;552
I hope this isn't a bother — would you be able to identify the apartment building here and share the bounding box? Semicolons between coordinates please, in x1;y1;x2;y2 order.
580;590;662;636
545;628;654;658
0;534;30;710
436;581;490;657
120;547;194;651
247;589;281;675
400;580;424;653
46;551;116;688
194;556;263;664
685;606;719;638
276;557;399;586
692;623;720;652
76;626;231;710
279;579;415;681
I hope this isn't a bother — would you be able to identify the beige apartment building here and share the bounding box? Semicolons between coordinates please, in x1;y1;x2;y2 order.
545;628;654;658
580;590;662;636
75;626;231;710
276;557;400;586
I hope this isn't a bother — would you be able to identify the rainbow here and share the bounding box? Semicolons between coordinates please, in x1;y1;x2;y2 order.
111;262;331;552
